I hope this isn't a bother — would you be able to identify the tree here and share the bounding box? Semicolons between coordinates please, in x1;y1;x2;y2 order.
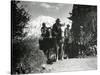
11;0;30;40
11;1;31;73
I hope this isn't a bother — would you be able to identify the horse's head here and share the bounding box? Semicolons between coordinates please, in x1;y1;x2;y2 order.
47;27;52;38
61;26;65;38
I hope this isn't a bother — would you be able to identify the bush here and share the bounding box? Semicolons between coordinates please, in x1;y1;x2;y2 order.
12;38;47;74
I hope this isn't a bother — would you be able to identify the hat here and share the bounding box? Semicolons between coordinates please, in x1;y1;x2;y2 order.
42;22;45;25
56;18;60;22
67;24;70;27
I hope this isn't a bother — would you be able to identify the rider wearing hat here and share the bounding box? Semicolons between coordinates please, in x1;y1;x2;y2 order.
52;18;62;39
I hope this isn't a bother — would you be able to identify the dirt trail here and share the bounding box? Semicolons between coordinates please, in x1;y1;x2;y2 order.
44;57;97;73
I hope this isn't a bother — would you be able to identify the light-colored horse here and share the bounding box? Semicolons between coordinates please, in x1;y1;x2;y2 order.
47;26;65;61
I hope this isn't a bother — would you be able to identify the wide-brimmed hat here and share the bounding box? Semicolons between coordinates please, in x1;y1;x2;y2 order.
56;18;60;22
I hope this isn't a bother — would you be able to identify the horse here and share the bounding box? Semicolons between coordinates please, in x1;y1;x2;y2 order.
53;25;65;61
39;27;56;63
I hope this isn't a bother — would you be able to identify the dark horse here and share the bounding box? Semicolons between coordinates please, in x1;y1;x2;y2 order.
39;27;56;61
39;27;64;62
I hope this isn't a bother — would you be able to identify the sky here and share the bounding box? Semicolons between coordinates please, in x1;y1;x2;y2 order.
19;1;73;23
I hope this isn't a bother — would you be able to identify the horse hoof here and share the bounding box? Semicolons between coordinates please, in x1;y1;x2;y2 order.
56;59;58;62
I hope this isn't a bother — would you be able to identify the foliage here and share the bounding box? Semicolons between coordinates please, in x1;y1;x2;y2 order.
11;0;30;40
12;38;47;74
71;5;97;46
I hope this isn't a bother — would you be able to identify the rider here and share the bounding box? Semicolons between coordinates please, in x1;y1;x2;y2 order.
52;18;63;60
41;23;47;38
64;24;70;39
52;18;62;40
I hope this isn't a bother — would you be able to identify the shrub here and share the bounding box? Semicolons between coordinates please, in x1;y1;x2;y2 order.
12;38;47;74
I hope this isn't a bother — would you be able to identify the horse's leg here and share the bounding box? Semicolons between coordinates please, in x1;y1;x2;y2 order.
56;46;59;61
47;49;49;60
61;43;64;60
64;42;68;59
56;44;59;61
66;43;69;59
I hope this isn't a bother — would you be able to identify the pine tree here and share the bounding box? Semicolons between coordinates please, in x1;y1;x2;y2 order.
11;0;30;40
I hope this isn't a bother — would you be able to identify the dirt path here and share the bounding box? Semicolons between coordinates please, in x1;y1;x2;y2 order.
44;57;97;73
